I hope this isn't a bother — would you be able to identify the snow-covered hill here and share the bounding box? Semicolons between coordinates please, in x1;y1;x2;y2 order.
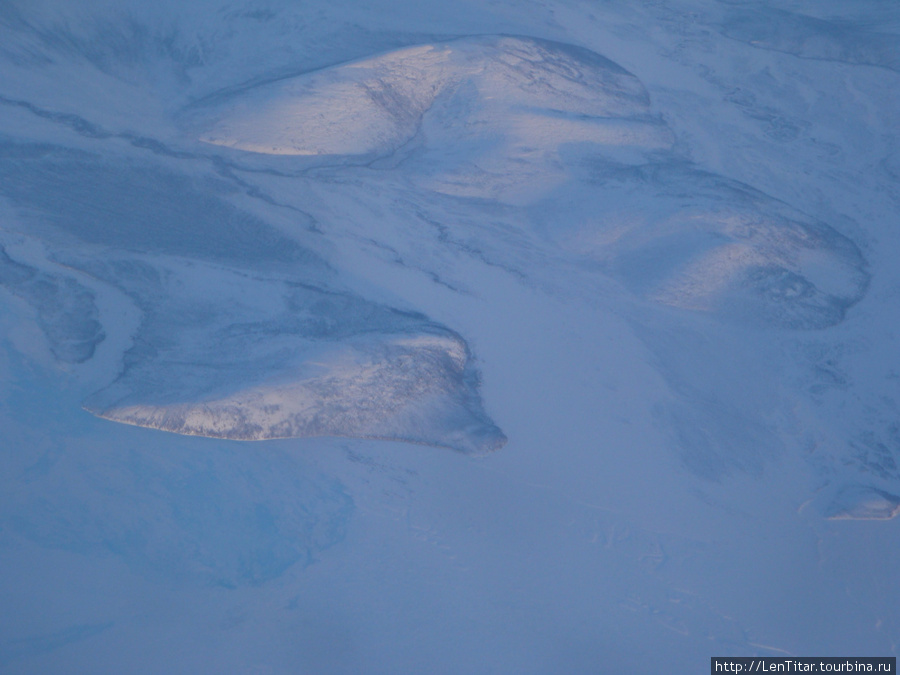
1;0;899;672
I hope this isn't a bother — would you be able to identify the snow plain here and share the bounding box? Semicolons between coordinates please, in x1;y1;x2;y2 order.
1;0;899;672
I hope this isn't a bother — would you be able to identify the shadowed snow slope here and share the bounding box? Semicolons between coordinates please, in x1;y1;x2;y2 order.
722;7;900;72
533;166;870;329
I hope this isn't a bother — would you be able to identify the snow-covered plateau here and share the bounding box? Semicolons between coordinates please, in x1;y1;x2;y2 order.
1;0;898;672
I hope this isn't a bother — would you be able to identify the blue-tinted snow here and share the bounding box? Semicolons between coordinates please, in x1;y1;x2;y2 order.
1;0;899;672
76;255;505;452
0;244;104;363
0;141;505;453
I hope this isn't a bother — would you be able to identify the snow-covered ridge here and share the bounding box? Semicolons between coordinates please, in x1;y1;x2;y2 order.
68;254;507;455
87;331;505;454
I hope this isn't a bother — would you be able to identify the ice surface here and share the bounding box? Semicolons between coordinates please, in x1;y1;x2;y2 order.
0;245;104;363
0;144;313;265
8;429;355;586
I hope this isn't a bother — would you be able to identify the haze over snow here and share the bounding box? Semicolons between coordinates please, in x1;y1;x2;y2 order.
1;0;899;672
